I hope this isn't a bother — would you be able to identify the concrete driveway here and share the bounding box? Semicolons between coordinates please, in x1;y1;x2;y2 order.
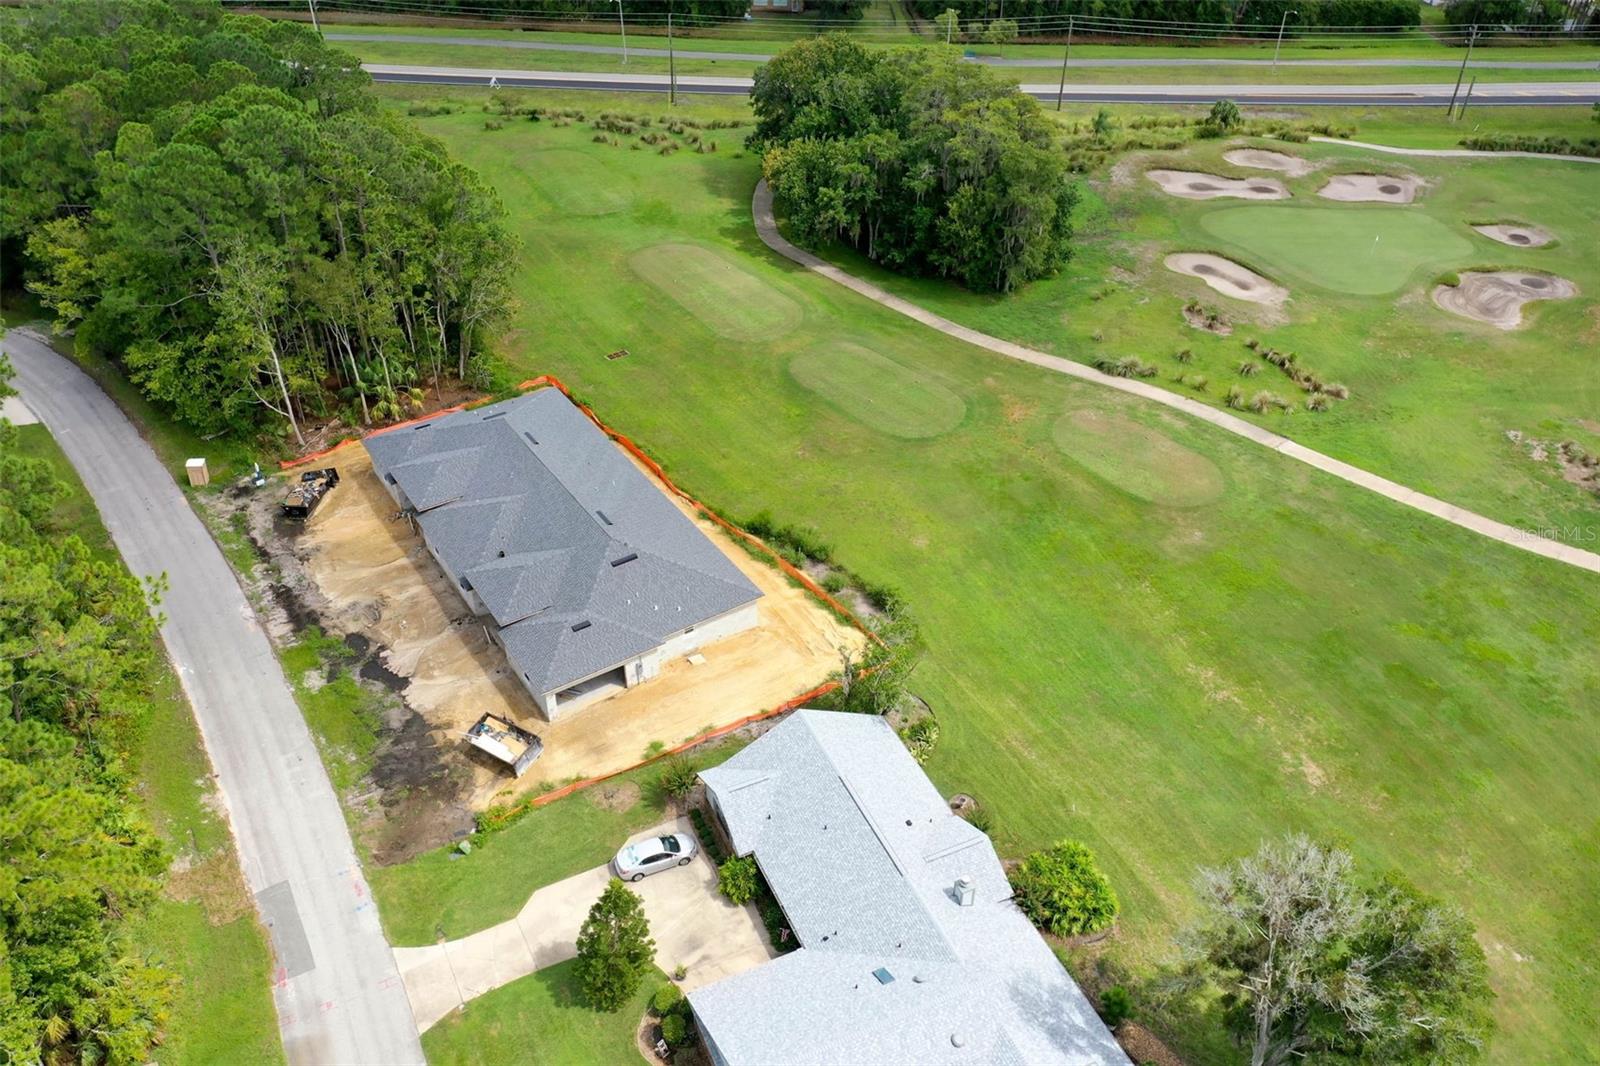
394;817;773;1032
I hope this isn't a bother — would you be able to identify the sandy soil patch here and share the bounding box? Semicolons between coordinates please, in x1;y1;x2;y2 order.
1223;147;1314;177
1145;169;1289;201
302;444;864;811
1473;223;1555;249
1432;271;1577;330
1165;253;1288;307
1316;173;1422;204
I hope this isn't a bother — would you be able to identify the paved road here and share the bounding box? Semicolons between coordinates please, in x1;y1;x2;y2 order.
363;63;1600;103
329;31;1600;70
749;183;1600;576
3;329;424;1066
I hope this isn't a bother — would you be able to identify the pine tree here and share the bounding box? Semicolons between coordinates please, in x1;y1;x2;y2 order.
574;879;656;1012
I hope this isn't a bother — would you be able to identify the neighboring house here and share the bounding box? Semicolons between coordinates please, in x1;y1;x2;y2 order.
365;389;762;719
750;0;807;11
692;710;1130;1065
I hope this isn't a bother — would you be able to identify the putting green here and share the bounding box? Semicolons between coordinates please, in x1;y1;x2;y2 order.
1052;409;1224;507
1198;206;1475;295
630;243;802;342
789;343;966;440
525;150;632;216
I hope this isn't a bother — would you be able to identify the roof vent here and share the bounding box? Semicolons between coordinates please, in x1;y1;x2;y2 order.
497;549;506;558
955;876;976;907
610;553;639;567
523;431;539;445
571;620;592;632
872;967;894;985
596;510;613;525
482;410;508;421
912;974;926;984
951;1033;966;1049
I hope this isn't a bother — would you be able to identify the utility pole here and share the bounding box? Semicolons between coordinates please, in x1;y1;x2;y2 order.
1457;75;1477;119
1056;15;1074;112
1447;25;1476;114
614;0;628;65
1272;9;1297;73
668;11;676;106
307;0;321;37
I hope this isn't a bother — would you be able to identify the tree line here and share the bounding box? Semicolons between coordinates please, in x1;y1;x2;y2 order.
0;361;175;1064
0;0;517;447
752;35;1079;293
907;0;1422;34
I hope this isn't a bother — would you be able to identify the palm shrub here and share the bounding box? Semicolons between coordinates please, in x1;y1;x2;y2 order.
1009;840;1118;936
1100;985;1134;1028
657;757;698;800
718;856;759;905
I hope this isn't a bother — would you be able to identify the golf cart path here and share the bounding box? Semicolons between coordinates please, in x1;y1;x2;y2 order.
1309;135;1600;163
750;182;1600;577
392;817;772;1033
3;328;424;1065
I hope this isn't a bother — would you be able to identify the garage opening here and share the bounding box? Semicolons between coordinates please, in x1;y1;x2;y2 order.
554;664;627;713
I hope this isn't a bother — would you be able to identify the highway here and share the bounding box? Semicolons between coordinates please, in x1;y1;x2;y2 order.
329;31;1600;70
3;329;425;1066
363;63;1600;104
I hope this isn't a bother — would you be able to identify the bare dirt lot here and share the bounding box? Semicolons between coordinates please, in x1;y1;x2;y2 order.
217;439;865;864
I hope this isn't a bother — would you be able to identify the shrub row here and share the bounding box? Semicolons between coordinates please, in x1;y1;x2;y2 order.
1459;134;1600;159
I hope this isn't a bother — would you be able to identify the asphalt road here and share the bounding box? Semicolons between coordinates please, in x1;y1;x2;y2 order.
363;63;1600;104
329;31;1600;70
3;329;424;1066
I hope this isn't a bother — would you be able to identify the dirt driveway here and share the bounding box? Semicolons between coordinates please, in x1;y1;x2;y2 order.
393;817;773;1033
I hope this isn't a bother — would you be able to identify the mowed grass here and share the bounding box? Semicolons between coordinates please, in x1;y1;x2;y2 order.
7;425;282;1065
814;132;1600;538
526;149;635;216
1199;204;1477;295
1052;408;1225;506
422;959;666;1066
391;98;1599;1062
630;242;802;341
789;341;968;439
371;737;747;945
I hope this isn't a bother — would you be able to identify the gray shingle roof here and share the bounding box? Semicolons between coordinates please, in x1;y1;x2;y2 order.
365;390;761;694
693;711;1130;1066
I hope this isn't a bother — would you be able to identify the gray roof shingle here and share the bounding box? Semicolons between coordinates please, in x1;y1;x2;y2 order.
693;711;1130;1066
365;390;761;694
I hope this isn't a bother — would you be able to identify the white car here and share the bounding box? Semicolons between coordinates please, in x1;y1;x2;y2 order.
611;832;698;882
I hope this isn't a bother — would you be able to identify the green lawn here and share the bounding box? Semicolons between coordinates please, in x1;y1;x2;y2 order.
814;133;1600;539
381;97;1600;1062
422;959;667;1066
1198;204;1476;294
8;424;283;1066
370;738;747;946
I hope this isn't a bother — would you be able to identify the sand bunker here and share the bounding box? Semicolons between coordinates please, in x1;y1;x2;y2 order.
1165;253;1288;306
1222;148;1314;177
1146;169;1289;201
1432;271;1576;330
1317;173;1423;204
1473;223;1555;249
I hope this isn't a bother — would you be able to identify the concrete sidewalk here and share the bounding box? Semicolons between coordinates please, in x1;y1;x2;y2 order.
393;817;773;1032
